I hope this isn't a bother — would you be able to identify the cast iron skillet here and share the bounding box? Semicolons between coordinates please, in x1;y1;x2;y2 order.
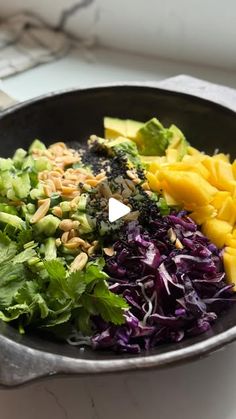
0;85;236;388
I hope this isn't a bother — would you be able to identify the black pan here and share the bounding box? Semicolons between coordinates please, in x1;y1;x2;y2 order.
0;85;236;387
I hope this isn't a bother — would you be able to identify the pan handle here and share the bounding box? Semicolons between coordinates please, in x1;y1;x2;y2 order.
0;90;18;111
0;334;60;387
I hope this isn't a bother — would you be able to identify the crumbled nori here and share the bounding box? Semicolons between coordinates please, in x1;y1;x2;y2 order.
70;143;110;174
68;141;162;235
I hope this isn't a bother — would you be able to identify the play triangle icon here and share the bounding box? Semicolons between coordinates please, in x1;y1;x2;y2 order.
108;197;131;222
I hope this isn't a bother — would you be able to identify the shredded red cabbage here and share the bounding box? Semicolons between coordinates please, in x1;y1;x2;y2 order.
91;211;234;353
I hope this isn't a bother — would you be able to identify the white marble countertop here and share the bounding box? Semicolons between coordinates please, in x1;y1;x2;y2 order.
3;46;236;101
1;47;236;419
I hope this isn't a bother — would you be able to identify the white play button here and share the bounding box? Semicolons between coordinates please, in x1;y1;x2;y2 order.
108;197;131;222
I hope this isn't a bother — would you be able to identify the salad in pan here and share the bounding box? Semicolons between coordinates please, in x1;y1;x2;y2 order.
0;116;235;353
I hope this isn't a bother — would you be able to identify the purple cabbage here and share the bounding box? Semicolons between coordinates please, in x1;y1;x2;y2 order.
91;212;235;353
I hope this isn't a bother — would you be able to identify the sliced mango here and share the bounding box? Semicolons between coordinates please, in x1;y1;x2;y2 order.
166;161;209;179
141;156;166;173
158;170;217;207
166;148;178;163
149;161;162;174
217;196;236;226
211;191;230;210
223;252;236;290
140;133;236;253
202;156;218;184
232;160;236;179
163;190;178;206
225;247;236;255
201;218;232;248
187;146;202;156
232;229;236;239
215;160;236;192
218;196;236;218
225;237;236;247
146;171;161;192
182;154;205;164
212;153;230;163
189;205;216;225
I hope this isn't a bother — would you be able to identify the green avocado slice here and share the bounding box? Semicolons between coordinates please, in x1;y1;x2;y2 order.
104;117;143;140
167;124;189;161
136;118;172;156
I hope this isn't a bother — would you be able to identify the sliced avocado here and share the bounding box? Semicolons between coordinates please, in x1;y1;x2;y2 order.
140;156;164;164
89;135;121;153
107;136;138;154
104;117;143;140
167;124;188;161
104;117;127;139
89;135;142;167
126;119;144;140
136;118;172;156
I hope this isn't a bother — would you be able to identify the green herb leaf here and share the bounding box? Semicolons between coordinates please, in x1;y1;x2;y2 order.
76;308;92;335
67;271;86;299
0;303;30;322
32;294;49;319
44;259;66;280
15;281;39;305
0;265;25;307
17;229;33;249
0;232;17;263
42;310;72;327
81;280;129;325
13;247;36;264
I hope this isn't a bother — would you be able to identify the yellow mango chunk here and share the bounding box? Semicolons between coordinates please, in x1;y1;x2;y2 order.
146;171;161;192
202;156;218;184
232;229;236;238
163;191;178;206
223;252;236;290
215;160;236;192
167;161;209;179
231;160;236;179
231;185;236;200
211;191;230;210
201;218;232;248
217;196;236;225
149;161;162;174
225;247;236;255
141;156;166;173
158;170;217;207
212;153;230;162
182;154;205;164
166;148;178;163
189;205;216;225
191;163;209;180
141;156;166;164
202;158;235;192
225;233;233;242
187;146;202;156
225;237;236;247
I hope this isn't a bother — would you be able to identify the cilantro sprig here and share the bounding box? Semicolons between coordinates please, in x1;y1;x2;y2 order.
0;233;129;337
